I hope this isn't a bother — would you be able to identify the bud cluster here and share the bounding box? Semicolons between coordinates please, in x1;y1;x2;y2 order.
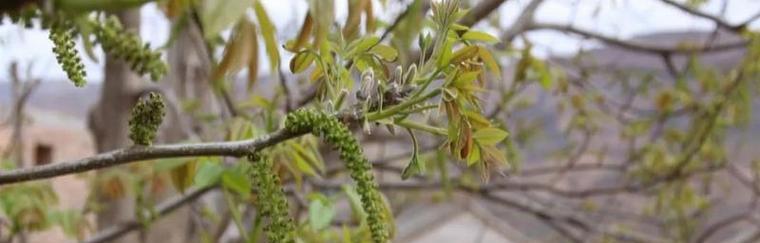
128;92;165;146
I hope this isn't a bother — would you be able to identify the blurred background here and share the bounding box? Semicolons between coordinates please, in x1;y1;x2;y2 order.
1;0;760;242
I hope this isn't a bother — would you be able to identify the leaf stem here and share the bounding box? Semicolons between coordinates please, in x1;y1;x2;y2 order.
366;89;441;121
396;120;447;136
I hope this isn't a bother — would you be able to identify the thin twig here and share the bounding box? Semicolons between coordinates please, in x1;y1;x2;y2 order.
83;185;216;243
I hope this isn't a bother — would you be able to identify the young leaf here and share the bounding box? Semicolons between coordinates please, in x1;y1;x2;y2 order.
194;162;224;187
461;30;499;43
449;45;479;65
221;169;252;198
285;13;313;52
347;36;380;58
478;47;501;77
254;1;281;73
200;0;252;39
473;127;509;145
401;128;425;180
211;19;258;89
308;198;336;230
370;44;398;62
289;51;316;73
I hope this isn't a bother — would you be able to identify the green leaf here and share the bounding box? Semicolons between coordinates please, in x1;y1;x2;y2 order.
436;38;454;69
461;30;499;43
221;170;251;198
292;152;318;177
194;162;224;187
254;1;281;73
308;198;335;230
347;36;380;58
292;142;326;173
452;71;481;89
401;129;425;180
370;44;398;62
536;62;553;90
473;127;509;145
341;185;367;221
200;0;252;39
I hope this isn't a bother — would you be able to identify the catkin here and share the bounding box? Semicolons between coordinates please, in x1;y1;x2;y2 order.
49;22;87;87
248;153;296;243
93;16;166;81
285;109;389;243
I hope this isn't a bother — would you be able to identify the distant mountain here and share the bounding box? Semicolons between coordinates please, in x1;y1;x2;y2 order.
0;81;101;119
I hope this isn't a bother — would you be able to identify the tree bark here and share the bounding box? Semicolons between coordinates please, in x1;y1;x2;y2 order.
88;10;143;243
147;13;225;242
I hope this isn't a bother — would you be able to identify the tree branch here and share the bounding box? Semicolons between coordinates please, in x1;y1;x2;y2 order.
526;23;747;55
0;129;301;184
83;185;216;243
658;0;739;31
459;0;509;28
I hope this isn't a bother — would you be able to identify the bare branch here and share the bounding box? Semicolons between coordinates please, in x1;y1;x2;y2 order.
459;0;509;28
526;23;747;55
0;129;301;184
658;0;739;31
499;0;545;45
83;185;216;243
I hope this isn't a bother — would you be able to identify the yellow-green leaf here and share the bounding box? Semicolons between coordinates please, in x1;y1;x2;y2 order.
347;36;380;58
370;44;398;62
449;45;479;65
462;30;499;43
473;127;509;145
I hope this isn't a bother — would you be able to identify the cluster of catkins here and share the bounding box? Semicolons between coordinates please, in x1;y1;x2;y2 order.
49;21;87;87
285;109;389;243
4;4;167;85
128;92;165;146
248;153;296;243
93;16;166;81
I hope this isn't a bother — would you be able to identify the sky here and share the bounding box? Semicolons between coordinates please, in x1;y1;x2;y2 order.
0;0;758;83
